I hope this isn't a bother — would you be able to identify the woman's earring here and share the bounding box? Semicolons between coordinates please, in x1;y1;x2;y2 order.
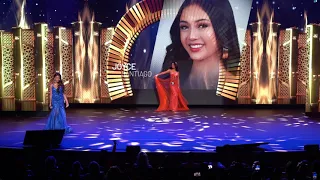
222;47;229;60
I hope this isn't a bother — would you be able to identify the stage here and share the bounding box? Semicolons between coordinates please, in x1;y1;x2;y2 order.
0;107;319;153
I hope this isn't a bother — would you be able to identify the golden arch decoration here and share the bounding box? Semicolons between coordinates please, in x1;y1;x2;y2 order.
106;0;240;101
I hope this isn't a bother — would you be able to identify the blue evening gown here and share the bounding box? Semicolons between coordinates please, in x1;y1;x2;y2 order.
45;85;72;133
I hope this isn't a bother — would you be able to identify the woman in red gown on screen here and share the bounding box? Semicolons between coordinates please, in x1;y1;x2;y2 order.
155;62;189;112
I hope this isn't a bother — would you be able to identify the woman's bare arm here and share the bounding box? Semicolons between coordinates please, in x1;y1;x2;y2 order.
49;84;52;108
155;69;170;77
63;93;69;108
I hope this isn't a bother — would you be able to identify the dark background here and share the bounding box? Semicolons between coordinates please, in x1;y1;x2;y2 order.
1;0;319;32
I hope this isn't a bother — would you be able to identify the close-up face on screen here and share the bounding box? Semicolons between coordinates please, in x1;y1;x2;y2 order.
128;0;252;105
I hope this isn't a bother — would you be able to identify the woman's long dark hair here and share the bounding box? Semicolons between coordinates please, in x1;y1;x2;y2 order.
53;72;64;94
162;0;240;85
169;61;179;72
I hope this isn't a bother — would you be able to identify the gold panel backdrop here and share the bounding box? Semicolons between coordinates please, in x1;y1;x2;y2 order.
0;31;15;111
12;28;36;111
297;33;308;104
100;28;114;103
277;28;299;104
238;30;252;104
53;27;74;103
34;23;55;111
305;24;320;113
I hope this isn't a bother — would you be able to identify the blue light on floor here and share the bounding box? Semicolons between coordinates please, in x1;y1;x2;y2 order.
0;108;319;152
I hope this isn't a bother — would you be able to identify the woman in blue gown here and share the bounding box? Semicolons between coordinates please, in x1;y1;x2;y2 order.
45;72;72;133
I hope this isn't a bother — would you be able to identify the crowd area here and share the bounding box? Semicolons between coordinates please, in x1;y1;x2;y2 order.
0;146;319;180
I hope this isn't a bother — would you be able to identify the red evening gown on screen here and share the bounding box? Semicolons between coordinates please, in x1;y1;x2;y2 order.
155;70;189;111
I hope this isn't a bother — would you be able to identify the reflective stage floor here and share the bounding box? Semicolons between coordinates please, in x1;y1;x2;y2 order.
0;107;319;152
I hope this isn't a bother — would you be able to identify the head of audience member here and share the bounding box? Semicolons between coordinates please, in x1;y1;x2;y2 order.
45;156;57;171
135;152;152;168
71;161;83;177
88;161;101;176
296;160;311;180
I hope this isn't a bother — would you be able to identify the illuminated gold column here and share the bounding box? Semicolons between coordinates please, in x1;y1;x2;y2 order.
34;23;55;111
72;21;101;103
250;22;280;104
53;27;74;103
12;27;36;111
250;22;263;104
267;23;280;104
306;24;320;113
0;31;15;111
238;30;252;104
100;27;114;103
91;22;101;103
277;28;299;104
297;33;308;104
72;22;82;103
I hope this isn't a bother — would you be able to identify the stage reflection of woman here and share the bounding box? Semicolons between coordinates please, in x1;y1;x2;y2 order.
155;62;189;111
162;0;240;91
45;72;72;133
